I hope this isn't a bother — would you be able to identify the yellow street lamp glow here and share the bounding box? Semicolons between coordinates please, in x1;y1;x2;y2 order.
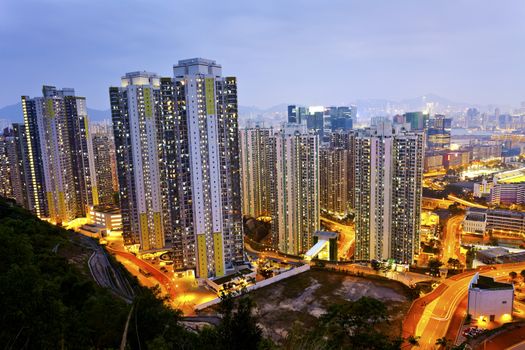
501;314;512;322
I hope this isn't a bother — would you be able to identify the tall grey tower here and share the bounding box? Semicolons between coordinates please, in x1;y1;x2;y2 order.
354;120;423;263
167;58;243;278
21;86;97;224
110;72;171;251
271;123;320;255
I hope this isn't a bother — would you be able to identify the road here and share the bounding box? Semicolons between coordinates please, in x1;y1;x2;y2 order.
320;216;355;260
75;234;135;303
441;214;464;265
106;245;176;298
410;263;525;349
324;262;436;287
88;246;135;303
424;171;447;178
246;234;434;288
447;194;488;209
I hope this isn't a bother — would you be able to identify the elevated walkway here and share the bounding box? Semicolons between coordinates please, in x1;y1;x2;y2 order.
304;239;329;260
304;231;338;261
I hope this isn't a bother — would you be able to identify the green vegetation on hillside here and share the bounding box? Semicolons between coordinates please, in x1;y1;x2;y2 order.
0;198;268;350
1;197;407;349
282;297;403;350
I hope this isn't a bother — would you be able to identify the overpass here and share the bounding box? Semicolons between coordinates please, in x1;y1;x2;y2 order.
447;194;488;209
422;197;454;210
304;231;338;261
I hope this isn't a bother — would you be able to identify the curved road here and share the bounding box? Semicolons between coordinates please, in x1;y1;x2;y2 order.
441;214;464;265
106;246;176;299
320;216;355;260
409;263;525;349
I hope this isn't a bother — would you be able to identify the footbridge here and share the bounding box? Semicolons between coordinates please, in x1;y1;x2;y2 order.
304;231;338;261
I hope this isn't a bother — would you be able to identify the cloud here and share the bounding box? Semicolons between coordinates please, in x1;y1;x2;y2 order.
0;0;524;108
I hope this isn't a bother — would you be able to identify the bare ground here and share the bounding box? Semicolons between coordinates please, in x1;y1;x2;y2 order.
210;269;412;343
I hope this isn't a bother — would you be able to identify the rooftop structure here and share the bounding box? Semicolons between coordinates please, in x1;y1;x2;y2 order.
468;273;513;322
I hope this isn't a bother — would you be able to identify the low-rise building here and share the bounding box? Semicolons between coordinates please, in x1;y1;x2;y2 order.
463;208;525;236
87;205;122;232
476;247;513;264
470;144;502;161
463;210;487;235
487;209;525;236
205;268;256;294
444;150;470;169
475;246;525;265
424;152;444;172
490;183;525;205
421;211;440;240
468;273;513;323
473;179;493;198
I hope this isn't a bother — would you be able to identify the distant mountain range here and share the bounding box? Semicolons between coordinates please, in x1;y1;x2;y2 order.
0;102;289;127
0;95;513;128
0;102;111;124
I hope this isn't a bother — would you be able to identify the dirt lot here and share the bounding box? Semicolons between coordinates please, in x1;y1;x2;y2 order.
234;269;412;343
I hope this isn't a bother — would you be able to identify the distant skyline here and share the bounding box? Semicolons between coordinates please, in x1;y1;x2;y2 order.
1;0;524;110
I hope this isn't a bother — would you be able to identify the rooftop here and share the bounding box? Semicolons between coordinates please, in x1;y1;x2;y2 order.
212;272;243;286
476;247;510;259
465;213;486;222
471;275;513;291
91;205;121;215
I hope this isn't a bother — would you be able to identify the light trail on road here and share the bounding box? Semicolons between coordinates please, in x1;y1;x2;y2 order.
411;263;525;349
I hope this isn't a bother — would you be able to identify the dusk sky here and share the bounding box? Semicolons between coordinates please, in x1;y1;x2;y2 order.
1;0;524;109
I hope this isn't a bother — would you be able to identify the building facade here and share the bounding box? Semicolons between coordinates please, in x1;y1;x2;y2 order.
319;147;350;217
1;125;31;207
468;273;513;322
111;59;244;279
21;86;97;224
110;72;171;251
463;208;525;236
271;123;320;255
463;210;487;235
239;125;274;218
0;131;13;199
354;121;423;263
91;129;117;205
168;58;244;278
425;115;451;151
489;183;525;205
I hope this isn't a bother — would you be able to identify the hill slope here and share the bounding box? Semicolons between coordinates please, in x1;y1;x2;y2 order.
0;197;270;350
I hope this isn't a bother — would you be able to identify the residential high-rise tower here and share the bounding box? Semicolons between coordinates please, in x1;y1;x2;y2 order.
239;124;274;218
167;58;244;278
271;123;320;255
110;72;171;251
21;86;97;224
354;121;423;263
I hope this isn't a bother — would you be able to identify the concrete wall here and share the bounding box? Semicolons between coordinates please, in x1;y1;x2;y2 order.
463;219;486;235
195;264;310;311
468;288;513;320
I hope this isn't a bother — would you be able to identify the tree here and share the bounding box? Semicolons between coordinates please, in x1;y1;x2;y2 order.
201;295;267;350
407;335;420;346
465;247;476;269
371;259;381;271
428;258;443;275
315;297;402;349
509;271;518;281
447;258;461;270
436;337;452;349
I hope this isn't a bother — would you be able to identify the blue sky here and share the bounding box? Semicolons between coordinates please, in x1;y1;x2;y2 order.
1;0;524;109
